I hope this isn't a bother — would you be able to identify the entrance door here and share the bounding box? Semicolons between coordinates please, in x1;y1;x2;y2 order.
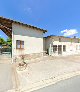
58;45;62;54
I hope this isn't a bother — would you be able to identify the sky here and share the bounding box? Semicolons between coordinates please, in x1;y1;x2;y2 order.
0;0;80;40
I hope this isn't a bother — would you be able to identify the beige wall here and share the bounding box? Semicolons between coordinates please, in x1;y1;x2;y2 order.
44;36;80;56
12;23;44;57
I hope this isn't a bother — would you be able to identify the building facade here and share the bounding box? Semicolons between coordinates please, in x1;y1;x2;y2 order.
0;16;80;59
44;35;80;56
0;16;47;59
12;22;47;59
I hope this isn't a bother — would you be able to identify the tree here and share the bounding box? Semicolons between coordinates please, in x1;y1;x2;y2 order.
0;37;12;48
0;37;5;46
7;37;12;47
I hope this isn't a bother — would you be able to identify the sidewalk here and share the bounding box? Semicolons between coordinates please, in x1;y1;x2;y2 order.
0;55;19;92
0;61;13;92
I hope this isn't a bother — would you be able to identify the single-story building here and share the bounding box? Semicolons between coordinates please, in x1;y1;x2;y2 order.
44;35;80;56
0;16;80;60
0;16;47;60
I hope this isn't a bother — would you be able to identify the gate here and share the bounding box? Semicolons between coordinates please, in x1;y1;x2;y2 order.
0;48;12;58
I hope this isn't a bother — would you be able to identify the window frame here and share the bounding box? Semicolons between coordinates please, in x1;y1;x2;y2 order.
16;40;24;49
53;45;57;53
63;45;66;52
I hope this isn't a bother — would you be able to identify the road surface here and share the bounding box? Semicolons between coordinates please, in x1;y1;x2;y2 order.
0;63;13;92
33;75;80;92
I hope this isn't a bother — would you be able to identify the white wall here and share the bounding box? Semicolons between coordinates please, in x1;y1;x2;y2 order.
45;36;80;56
12;23;44;57
43;38;46;51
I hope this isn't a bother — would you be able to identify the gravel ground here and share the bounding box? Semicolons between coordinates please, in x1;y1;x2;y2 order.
1;54;80;92
17;54;80;91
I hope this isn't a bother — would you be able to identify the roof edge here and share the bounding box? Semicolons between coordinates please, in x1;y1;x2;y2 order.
45;35;80;39
0;16;47;33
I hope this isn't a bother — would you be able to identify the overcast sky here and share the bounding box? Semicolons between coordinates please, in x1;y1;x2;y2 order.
0;0;80;39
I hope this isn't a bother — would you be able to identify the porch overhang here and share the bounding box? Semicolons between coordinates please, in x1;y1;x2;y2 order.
0;16;47;38
0;16;12;38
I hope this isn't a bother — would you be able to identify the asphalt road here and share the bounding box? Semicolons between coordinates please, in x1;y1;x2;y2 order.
33;75;80;92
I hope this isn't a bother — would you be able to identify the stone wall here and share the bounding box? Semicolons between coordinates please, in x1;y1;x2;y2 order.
13;52;44;63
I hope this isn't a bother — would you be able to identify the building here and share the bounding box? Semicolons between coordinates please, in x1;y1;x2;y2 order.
44;35;80;56
0;16;47;59
0;16;80;59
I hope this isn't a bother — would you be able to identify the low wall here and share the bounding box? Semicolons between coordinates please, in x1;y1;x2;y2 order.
13;52;43;62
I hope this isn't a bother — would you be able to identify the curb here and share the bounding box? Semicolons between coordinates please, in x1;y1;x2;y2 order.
20;71;80;92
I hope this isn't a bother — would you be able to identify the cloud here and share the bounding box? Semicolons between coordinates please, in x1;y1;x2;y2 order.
61;29;68;33
24;7;32;14
27;8;32;12
61;29;78;36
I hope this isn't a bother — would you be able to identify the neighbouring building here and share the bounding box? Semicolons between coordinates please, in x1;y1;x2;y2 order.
44;35;80;56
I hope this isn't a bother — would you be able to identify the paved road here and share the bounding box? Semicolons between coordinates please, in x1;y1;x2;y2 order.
33;76;80;92
0;63;13;92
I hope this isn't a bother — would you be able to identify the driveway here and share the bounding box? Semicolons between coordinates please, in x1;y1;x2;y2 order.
0;55;13;92
1;54;80;92
0;63;13;92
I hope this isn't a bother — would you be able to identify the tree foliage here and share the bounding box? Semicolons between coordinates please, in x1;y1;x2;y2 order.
0;38;5;46
0;37;12;47
7;38;12;47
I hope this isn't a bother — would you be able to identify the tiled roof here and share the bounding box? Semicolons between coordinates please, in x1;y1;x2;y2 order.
0;16;47;33
45;35;80;39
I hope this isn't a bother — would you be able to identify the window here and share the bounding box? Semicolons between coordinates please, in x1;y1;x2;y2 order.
59;38;61;42
16;40;24;49
63;45;66;52
53;45;57;53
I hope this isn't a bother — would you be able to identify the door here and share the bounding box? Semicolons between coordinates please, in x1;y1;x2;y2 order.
58;45;62;54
